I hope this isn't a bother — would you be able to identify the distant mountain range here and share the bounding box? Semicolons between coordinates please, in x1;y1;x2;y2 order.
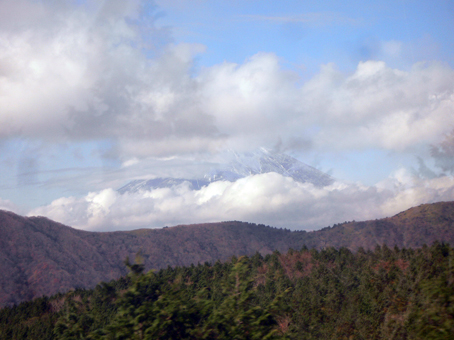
118;148;333;193
1;201;454;307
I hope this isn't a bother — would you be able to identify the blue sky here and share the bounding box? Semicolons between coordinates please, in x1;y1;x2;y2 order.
157;0;454;71
0;0;453;231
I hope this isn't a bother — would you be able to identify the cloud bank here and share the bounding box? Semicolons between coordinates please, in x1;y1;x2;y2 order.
1;0;453;159
2;0;454;231
28;171;454;231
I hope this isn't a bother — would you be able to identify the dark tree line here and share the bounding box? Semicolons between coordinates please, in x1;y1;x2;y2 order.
1;242;453;339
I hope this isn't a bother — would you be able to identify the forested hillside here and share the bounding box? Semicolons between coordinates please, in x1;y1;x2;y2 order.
1;201;454;307
1;243;453;339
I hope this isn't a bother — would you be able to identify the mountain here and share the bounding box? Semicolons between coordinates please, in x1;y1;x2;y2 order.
118;148;333;194
1;201;454;307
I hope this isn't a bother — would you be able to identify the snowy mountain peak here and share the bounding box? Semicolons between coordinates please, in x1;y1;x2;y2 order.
118;149;333;194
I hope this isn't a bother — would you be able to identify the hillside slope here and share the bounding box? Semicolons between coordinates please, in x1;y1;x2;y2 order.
1;201;454;306
296;201;454;249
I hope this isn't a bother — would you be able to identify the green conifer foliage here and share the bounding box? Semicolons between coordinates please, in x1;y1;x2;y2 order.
2;243;454;339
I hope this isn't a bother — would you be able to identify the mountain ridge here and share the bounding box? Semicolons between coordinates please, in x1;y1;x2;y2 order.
118;148;333;193
1;200;454;306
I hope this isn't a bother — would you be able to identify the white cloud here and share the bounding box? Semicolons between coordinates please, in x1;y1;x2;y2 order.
379;174;454;217
194;55;454;153
197;52;300;150
0;197;22;214
299;60;454;151
1;0;453;160
28;172;454;232
0;0;220;156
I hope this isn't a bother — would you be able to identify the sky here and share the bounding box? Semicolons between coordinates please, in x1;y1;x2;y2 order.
0;0;454;231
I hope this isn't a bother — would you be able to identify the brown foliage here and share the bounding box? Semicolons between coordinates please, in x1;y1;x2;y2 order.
278;252;313;280
1;200;454;307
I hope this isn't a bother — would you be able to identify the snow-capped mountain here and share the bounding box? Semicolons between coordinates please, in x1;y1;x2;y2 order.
118;148;333;194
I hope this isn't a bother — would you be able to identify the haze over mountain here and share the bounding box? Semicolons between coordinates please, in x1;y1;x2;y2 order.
118;148;333;193
1;201;454;307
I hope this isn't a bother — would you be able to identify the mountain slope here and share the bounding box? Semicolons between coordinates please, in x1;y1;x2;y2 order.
0;212;126;306
1;201;454;306
0;212;297;306
118;148;333;193
296;201;454;250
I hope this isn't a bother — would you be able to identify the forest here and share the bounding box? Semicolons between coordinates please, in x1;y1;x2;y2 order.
1;242;453;339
